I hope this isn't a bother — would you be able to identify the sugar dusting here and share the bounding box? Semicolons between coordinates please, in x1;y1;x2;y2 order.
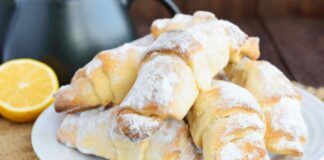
253;61;299;99
222;113;264;137
153;13;192;29
220;129;268;160
107;43;146;64
120;55;181;114
57;107;197;159
148;29;201;55
233;60;307;154
153;119;182;143
220;143;244;160
216;20;248;50
119;113;161;140
276;137;303;153
172;14;193;24
56;85;75;101
212;80;262;113
185;20;220;48
152;19;170;29
85;58;103;75
267;97;307;141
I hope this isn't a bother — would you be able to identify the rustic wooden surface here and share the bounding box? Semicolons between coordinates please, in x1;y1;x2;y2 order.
129;0;324;87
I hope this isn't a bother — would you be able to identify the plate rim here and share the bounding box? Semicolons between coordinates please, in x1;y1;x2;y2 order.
31;88;324;159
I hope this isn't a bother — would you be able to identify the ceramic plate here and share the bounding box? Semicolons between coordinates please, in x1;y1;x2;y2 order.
32;89;324;160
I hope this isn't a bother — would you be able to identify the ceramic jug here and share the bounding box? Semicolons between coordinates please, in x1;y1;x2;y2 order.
3;0;179;84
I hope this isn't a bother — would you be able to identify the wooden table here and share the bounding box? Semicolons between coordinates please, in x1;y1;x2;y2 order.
129;0;324;87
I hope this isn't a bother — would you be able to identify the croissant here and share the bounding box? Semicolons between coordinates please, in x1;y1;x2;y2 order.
148;21;229;90
187;80;269;160
225;59;308;157
54;43;148;112
117;21;233;141
57;107;200;160
151;11;260;63
54;17;230;113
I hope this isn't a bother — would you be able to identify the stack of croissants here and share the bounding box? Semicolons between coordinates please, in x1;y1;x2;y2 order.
54;11;308;160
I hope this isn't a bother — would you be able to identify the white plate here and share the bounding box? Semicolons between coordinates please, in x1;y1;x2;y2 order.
32;89;324;160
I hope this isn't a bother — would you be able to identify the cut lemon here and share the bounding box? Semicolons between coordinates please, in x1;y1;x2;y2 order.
0;59;59;122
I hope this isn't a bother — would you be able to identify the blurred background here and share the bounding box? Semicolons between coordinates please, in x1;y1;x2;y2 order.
129;0;324;87
0;0;323;86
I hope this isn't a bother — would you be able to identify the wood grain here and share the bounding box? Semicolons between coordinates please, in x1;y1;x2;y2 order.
258;0;324;17
233;19;293;79
129;0;186;36
185;0;257;19
261;17;324;86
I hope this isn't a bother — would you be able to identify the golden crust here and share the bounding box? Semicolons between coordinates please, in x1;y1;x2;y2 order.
225;59;307;157
57;107;200;160
149;22;230;90
150;11;215;38
230;37;260;63
54;44;146;113
150;11;260;63
225;59;301;105
187;80;269;160
117;108;164;142
119;53;198;120
54;77;101;113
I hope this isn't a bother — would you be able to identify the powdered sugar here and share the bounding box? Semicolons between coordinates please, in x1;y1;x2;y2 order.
251;61;299;99
267;97;308;138
219;130;268;160
152;19;170;30
56;85;75;101
118;113;161;141
222;113;264;137
85;58;103;75
60;113;80;128
216;20;248;50
219;143;244;160
121;114;160;131
276;137;303;152
231;60;307;154
212;80;262;113
58;107;197;159
172;14;193;24
148;29;201;55
185;21;219;47
153;119;183;143
120;55;181;115
153;14;192;30
105;43;145;63
151;11;217;36
193;11;216;20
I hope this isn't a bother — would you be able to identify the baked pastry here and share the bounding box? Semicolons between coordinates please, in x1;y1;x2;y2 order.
117;21;233;141
151;11;260;63
225;59;308;157
54;10;308;159
148;21;229;90
116;53;198;141
54;43;148;113
54;19;230;113
57;107;200;160
187;80;269;160
151;11;215;38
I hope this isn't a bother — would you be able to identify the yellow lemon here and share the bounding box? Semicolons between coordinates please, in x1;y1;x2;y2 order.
0;59;59;122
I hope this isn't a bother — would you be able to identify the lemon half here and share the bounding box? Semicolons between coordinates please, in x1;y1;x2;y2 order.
0;59;59;122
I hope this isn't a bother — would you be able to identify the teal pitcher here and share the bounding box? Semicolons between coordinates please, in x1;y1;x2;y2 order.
3;0;179;84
